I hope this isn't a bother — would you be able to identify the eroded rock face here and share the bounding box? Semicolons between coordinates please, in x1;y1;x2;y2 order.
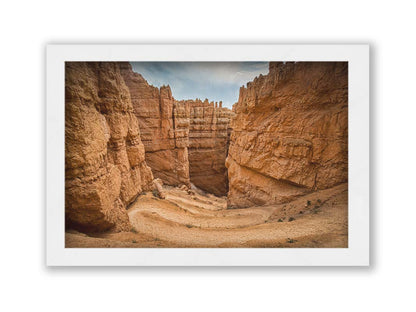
182;99;233;196
120;63;233;194
65;62;154;232
120;63;191;186
226;62;348;208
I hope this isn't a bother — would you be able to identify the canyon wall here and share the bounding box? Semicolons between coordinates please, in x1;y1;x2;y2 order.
120;63;233;194
226;62;348;208
120;63;191;187
183;99;233;196
65;62;154;232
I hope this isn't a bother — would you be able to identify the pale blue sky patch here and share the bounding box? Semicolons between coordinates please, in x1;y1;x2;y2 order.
130;62;269;109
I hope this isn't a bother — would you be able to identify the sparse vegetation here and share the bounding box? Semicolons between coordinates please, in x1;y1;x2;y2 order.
312;205;320;214
152;189;159;198
66;183;349;248
307;200;311;206
317;199;322;204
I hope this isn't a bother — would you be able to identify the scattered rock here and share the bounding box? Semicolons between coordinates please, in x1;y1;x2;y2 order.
180;184;189;191
153;179;166;199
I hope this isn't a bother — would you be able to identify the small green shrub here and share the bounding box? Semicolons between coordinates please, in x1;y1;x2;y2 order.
288;217;295;222
130;227;138;233
278;219;283;222
132;240;137;243
185;224;193;228
306;200;311;206
286;238;297;243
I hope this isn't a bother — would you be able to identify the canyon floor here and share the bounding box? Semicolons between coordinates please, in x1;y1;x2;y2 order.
66;183;348;248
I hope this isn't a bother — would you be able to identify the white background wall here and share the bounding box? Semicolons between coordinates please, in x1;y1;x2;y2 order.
1;1;414;311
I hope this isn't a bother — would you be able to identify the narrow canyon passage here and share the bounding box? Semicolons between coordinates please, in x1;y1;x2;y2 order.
120;63;233;196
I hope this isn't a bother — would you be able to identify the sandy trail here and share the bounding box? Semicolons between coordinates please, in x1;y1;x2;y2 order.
66;183;348;248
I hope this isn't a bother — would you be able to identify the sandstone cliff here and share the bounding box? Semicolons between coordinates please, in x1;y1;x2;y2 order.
182;99;233;196
226;62;348;208
65;62;154;232
120;63;233;194
120;63;190;186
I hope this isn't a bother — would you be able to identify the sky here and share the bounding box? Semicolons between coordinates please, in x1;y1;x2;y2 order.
130;62;269;108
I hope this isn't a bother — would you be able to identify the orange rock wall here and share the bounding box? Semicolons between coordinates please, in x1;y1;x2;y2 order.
226;62;348;208
120;63;191;186
183;99;233;196
65;62;154;232
120;63;233;194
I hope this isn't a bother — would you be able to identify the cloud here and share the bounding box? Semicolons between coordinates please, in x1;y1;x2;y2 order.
130;62;269;108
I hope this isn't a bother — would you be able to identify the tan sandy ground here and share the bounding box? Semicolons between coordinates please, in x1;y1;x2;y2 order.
66;183;348;248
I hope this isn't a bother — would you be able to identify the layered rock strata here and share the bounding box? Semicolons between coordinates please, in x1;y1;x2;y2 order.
65;62;154;232
120;63;233;194
226;62;348;208
120;63;191;186
181;99;233;196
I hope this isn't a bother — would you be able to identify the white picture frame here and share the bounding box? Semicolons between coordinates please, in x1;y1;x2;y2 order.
47;44;369;266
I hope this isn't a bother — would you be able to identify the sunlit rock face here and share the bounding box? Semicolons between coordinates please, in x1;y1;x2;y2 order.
226;62;348;208
120;63;191;187
65;62;154;232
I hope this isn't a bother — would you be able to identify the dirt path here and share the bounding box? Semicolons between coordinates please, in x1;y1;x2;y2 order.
66;183;348;248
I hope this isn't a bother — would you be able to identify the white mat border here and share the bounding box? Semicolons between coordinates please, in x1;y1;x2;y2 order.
46;44;369;266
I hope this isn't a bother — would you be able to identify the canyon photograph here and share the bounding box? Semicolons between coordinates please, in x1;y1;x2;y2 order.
65;61;348;248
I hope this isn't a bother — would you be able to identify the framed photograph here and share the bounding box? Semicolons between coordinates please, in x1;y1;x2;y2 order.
46;44;369;266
